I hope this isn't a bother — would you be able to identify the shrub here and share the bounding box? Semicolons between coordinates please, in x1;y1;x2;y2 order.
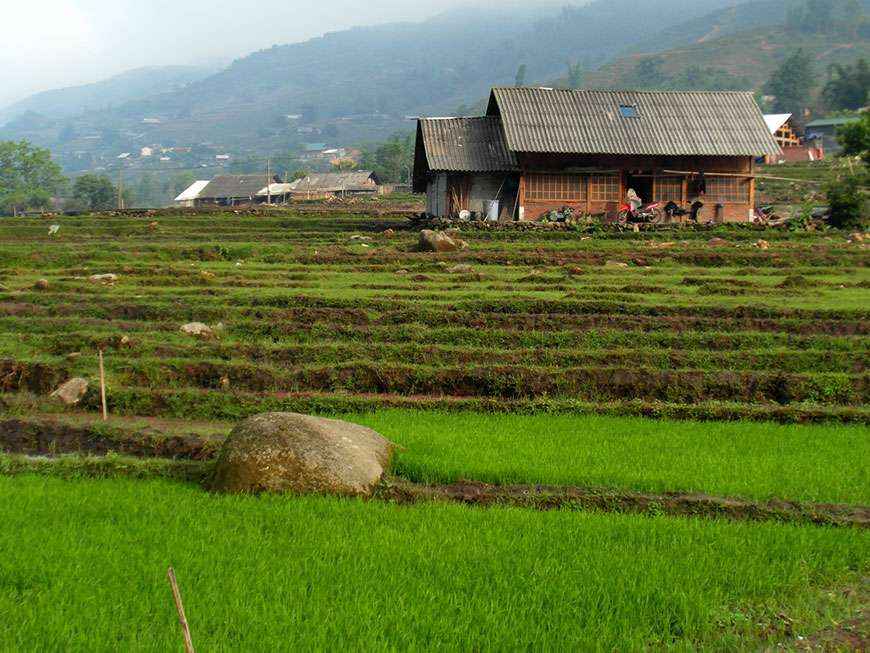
824;173;868;229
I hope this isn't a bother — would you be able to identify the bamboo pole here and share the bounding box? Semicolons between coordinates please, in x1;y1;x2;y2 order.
662;169;824;185
167;568;195;653
98;350;108;421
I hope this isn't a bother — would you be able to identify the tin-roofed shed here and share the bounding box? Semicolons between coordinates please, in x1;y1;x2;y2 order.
414;87;781;223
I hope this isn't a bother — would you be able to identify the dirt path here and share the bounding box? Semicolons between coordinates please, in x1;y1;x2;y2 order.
379;479;870;529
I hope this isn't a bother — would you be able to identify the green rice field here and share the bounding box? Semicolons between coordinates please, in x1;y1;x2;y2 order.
0;210;867;650
0;475;867;652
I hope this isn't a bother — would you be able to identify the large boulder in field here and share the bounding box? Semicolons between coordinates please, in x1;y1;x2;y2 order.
50;377;89;405
418;229;467;252
211;412;394;496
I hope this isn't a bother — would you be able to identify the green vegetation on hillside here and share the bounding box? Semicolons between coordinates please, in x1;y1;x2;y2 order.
587;25;870;94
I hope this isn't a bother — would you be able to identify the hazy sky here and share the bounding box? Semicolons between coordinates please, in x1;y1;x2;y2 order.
0;0;484;107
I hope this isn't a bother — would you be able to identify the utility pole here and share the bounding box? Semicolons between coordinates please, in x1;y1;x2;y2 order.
117;168;124;210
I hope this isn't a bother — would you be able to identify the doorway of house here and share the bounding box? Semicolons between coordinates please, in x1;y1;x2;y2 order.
624;173;654;206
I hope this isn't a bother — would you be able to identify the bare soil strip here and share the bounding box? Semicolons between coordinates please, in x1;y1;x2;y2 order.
379;479;870;529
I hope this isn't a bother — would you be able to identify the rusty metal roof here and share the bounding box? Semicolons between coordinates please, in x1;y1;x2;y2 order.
487;88;781;157
199;175;273;200
284;171;379;193
418;117;518;172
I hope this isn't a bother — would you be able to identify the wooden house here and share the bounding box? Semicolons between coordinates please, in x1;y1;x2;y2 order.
414;88;781;223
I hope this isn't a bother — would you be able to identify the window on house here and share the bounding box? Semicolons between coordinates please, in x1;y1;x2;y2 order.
590;174;620;202
655;176;683;203
619;104;640;119
706;176;751;203
526;174;586;202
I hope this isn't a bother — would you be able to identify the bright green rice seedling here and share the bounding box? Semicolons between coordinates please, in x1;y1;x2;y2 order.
354;411;870;504
0;476;866;652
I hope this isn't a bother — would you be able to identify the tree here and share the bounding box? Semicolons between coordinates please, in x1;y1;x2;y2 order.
805;0;836;33
825;173;868;229
133;173;164;208
332;159;357;171
514;64;527;88
0;141;65;216
72;175;118;211
822;59;870;111
633;57;666;87
763;50;816;115
361;132;414;184
838;111;870;166
566;62;584;89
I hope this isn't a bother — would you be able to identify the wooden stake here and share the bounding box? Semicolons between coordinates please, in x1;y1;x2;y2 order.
167;567;195;653
98;350;108;421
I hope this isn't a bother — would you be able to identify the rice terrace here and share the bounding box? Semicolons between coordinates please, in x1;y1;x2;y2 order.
0;203;867;651
3;0;870;648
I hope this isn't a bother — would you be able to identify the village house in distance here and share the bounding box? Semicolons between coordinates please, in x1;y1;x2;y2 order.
175;171;382;207
414;87;782;223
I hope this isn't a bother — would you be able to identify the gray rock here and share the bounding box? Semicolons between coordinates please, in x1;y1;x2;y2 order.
212;412;394;496
418;230;467;253
50;377;89;405
89;274;118;285
180;322;214;338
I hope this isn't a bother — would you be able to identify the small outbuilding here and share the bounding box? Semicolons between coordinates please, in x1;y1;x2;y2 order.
258;171;382;202
175;175;278;207
414;87;782;223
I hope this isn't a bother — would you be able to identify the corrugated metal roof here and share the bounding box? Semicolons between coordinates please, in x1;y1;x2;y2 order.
284;171;379;192
198;175;272;200
763;113;792;134
174;180;210;202
488;88;781;156
806;117;859;127
419;117;518;171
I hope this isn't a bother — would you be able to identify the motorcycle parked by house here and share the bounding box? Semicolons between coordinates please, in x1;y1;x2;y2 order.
617;201;663;225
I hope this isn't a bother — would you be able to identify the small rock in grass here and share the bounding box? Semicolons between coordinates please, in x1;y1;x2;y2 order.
848;232;864;242
418;229;467;252
51;378;89;406
117;335;131;348
707;237;728;247
212;412;394;496
89;273;118;285
382;228;396;238
34;279;49;290
605;260;628;268
395;269;409;275
180;322;214;338
48;225;60;236
200;270;215;279
447;264;473;274
754;239;770;250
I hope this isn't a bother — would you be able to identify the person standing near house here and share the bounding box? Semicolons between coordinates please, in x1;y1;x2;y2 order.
626;188;642;212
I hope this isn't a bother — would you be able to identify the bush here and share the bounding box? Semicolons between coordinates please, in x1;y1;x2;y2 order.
824;173;868;229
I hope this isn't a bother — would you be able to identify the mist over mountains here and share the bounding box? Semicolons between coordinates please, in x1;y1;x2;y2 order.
2;0;868;177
